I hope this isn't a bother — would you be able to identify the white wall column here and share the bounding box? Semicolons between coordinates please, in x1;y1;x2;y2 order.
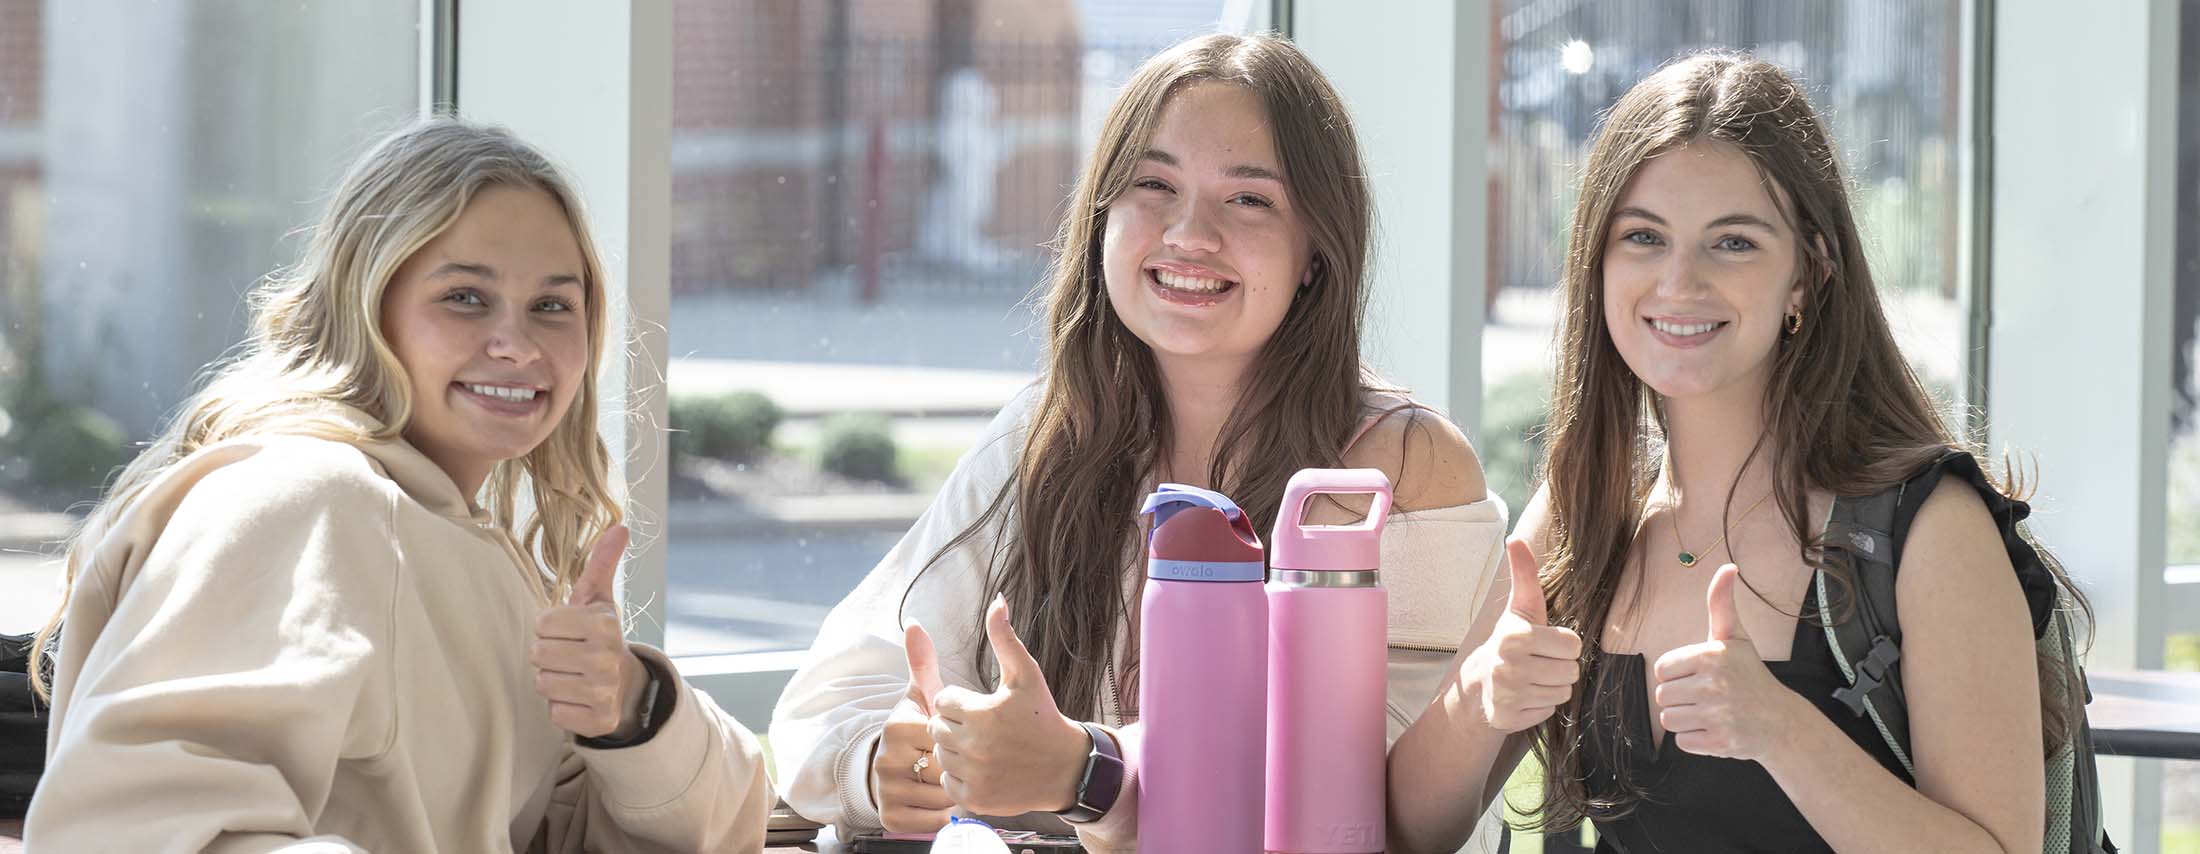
457;1;675;649
1987;0;2177;845
1291;0;1491;433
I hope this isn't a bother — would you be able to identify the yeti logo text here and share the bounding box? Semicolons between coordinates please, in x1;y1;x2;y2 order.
1326;823;1375;847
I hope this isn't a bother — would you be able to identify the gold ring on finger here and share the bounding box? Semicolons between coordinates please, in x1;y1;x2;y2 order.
911;752;930;782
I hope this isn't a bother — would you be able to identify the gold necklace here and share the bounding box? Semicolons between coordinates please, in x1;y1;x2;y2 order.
1670;488;1773;568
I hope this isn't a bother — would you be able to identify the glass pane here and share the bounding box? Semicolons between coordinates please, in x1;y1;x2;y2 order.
0;0;419;635
2164;0;2199;844
2171;0;2200;571
1480;1;1968;514
664;1;1265;657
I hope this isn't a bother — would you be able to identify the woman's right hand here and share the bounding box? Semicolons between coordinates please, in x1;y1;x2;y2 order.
873;624;955;833
1464;540;1584;733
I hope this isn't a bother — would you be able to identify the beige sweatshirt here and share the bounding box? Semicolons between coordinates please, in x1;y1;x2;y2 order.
26;413;770;853
770;387;1512;853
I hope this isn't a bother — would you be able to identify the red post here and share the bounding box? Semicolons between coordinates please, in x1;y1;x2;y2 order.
859;118;887;305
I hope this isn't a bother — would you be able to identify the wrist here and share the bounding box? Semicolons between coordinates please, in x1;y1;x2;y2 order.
1452;656;1497;731
865;732;885;811
577;648;673;750
611;649;652;738
1757;690;1827;773
1052;716;1094;812
1053;720;1125;823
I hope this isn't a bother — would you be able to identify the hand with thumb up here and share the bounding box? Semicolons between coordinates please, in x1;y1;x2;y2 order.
1465;540;1586;733
530;524;650;740
873;622;954;832
1650;563;1807;761
923;595;1093;818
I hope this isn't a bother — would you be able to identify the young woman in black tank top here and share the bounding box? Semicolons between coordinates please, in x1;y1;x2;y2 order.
1386;52;2084;853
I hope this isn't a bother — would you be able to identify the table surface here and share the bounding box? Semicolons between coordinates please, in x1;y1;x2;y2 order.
2;671;2191;852
0;819;841;854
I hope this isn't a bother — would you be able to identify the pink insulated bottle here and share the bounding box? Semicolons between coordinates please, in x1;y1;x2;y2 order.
1266;468;1393;854
1138;483;1268;854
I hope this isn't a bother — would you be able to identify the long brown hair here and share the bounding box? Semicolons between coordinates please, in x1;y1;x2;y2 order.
31;118;624;698
907;33;1380;719
1526;51;2090;830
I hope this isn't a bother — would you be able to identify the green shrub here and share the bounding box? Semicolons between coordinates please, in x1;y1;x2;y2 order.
1482;371;1553;515
819;413;898;483
670;391;782;463
23;405;128;489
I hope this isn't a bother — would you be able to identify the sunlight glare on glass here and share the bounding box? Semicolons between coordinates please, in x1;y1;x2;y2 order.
1561;39;1594;75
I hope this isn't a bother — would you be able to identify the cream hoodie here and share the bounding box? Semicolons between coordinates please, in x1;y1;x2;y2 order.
27;412;770;853
769;388;1511;853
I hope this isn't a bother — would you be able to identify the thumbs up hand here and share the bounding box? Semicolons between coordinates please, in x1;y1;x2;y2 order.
1651;563;1803;760
924;595;1093;817
1465;540;1585;734
531;524;651;740
873;623;955;832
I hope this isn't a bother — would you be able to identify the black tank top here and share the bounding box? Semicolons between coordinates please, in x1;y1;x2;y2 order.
1578;612;1914;853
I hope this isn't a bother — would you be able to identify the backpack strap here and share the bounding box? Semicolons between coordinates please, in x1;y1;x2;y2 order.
1814;447;1973;778
1818;482;1921;777
1823;449;2113;853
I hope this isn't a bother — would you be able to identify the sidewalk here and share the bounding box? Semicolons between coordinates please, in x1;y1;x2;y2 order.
668;358;1034;418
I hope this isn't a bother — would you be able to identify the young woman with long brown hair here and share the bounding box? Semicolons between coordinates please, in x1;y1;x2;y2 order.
1387;52;2082;853
771;32;1510;851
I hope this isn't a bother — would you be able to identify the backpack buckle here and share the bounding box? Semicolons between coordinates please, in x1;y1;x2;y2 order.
1833;635;1902;716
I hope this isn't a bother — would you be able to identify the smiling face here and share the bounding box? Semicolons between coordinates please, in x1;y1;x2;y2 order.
380;183;591;497
1601;139;1808;403
1099;80;1313;376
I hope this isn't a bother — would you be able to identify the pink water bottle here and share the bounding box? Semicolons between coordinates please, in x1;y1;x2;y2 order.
1266;468;1393;854
1138;483;1268;854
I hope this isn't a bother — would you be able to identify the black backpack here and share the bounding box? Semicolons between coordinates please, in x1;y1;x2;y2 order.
0;631;47;820
1816;449;2112;854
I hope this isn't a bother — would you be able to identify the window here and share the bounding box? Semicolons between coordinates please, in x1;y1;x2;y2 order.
663;0;1268;658
2163;0;2200;839
2172;0;2200;575
0;0;418;635
1479;1;1972;514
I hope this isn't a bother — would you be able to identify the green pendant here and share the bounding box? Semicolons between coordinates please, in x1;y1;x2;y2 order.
1678;551;1698;567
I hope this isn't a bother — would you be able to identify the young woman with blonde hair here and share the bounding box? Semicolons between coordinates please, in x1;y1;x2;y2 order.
772;32;1510;852
25;117;770;853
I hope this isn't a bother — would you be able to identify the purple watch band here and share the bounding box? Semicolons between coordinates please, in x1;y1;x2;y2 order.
1056;720;1124;823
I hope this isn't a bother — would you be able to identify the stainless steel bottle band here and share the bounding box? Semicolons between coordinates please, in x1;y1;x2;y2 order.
1269;569;1381;588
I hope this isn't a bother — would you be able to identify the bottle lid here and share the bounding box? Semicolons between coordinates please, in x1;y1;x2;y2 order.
929;817;1011;854
1269;468;1393;572
1140;483;1265;582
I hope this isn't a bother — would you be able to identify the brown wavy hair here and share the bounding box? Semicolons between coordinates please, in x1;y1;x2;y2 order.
905;33;1383;719
1524;51;2090;831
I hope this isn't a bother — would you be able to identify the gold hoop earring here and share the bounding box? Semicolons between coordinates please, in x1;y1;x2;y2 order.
1785;310;1804;335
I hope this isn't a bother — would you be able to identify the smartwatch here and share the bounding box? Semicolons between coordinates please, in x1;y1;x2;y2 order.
1053;721;1125;823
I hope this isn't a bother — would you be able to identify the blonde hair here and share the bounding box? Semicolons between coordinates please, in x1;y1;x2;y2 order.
31;116;623;698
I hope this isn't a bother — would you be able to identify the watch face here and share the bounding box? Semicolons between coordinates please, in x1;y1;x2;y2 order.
1085;751;1125;810
1061;721;1125;820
